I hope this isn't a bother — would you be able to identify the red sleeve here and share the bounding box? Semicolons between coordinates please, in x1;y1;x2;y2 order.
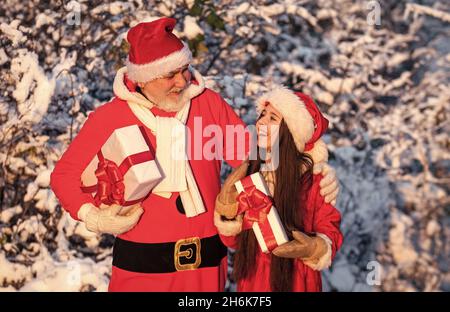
50;105;117;221
310;175;344;260
212;92;251;169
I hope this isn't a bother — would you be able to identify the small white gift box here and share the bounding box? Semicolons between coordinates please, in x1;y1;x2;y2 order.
235;172;289;253
81;124;162;207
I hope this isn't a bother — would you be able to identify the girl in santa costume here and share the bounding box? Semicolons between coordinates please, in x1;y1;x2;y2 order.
215;87;343;292
51;17;340;292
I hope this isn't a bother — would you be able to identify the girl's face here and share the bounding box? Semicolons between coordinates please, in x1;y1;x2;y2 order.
256;102;282;150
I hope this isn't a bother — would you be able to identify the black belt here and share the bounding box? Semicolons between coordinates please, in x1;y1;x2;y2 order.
112;234;228;273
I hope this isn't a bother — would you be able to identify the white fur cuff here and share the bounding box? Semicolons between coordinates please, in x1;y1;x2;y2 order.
303;233;333;271
214;211;242;237
77;202;94;222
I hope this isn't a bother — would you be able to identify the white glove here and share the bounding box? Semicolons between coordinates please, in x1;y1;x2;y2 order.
78;202;144;235
313;162;339;206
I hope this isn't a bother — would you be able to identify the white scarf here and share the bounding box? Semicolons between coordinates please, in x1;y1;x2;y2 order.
113;67;206;217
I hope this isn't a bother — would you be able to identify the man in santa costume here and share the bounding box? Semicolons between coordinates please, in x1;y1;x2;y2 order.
50;17;340;291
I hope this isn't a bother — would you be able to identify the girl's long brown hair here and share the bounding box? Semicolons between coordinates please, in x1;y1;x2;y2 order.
233;119;314;291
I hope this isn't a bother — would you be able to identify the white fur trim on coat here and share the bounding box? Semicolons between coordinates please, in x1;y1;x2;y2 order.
77;203;93;222
305;139;329;164
214;211;243;237
302;233;333;271
126;42;193;83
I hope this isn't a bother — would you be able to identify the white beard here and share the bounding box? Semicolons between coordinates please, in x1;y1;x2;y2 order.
145;87;191;112
156;96;186;112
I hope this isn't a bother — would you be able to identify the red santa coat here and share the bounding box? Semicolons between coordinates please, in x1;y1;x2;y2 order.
50;68;248;291
219;174;343;292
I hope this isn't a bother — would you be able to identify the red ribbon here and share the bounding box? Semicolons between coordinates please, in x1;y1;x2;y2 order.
236;175;278;252
81;126;155;207
94;157;126;206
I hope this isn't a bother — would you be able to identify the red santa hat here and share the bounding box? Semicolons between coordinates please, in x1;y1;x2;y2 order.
256;86;329;164
125;17;192;83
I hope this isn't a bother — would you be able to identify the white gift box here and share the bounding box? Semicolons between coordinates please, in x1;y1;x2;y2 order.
81;124;163;206
235;172;289;253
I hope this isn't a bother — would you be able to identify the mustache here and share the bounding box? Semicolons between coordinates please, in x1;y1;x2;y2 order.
168;84;190;94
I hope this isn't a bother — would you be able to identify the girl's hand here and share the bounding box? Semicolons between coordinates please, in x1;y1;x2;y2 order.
215;159;249;219
272;231;328;260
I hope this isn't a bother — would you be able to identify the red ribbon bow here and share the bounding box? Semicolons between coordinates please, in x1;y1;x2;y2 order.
236;176;278;252
237;185;273;230
80;126;157;207
94;158;126;206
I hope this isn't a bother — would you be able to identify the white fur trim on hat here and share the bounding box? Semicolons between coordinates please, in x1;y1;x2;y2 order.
256;86;329;165
126;42;193;83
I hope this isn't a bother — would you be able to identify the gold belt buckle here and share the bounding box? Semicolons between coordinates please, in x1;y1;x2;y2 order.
174;237;201;271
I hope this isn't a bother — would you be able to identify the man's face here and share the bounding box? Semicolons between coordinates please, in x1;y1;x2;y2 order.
138;64;192;112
